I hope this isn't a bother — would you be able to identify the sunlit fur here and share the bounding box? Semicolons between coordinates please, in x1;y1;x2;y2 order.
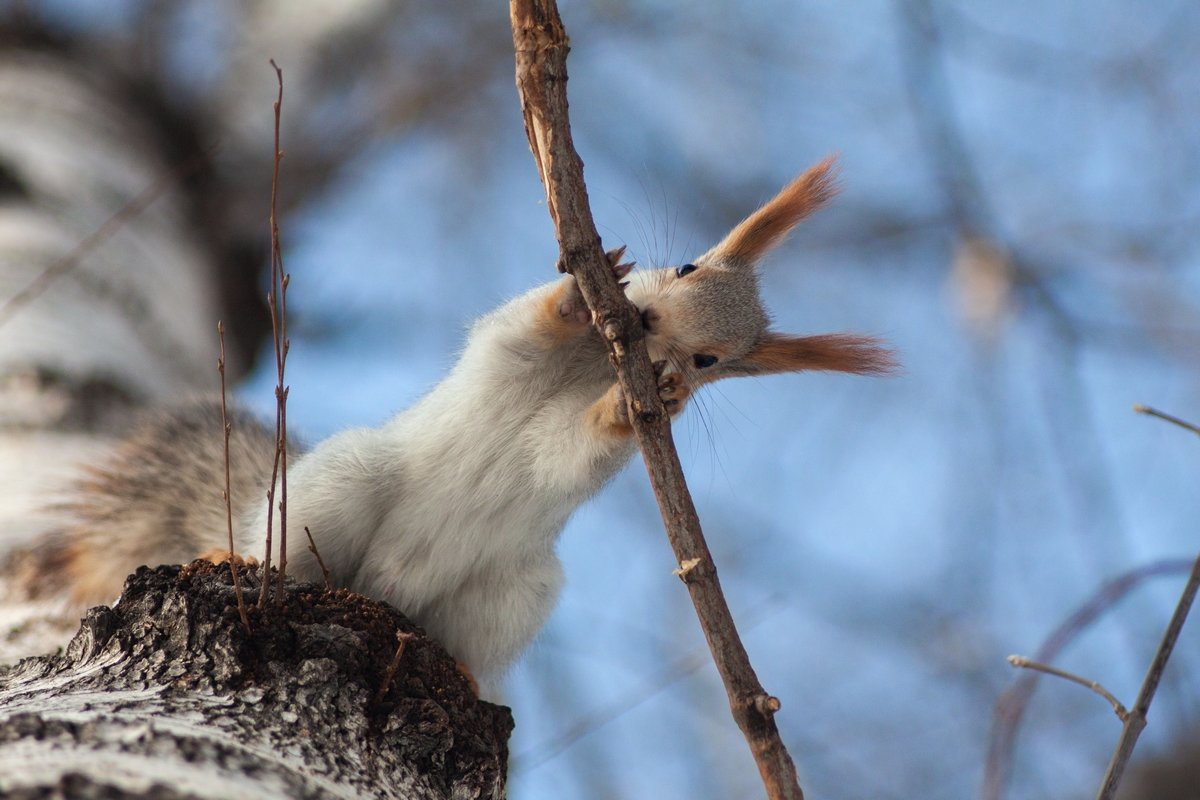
34;157;893;695
704;155;839;268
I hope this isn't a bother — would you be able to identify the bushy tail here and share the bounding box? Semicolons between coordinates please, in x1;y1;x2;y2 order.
7;401;280;606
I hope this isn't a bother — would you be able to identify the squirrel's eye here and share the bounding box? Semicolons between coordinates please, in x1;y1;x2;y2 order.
693;354;718;369
676;263;698;278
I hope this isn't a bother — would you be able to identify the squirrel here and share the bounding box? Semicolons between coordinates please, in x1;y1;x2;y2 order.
21;157;893;689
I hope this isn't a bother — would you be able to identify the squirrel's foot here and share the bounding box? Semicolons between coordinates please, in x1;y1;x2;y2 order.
556;246;635;325
197;548;260;568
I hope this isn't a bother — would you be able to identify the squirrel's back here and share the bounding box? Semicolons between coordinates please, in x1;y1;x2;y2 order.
22;401;279;604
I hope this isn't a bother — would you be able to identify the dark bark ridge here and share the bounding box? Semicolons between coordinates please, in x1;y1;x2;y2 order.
0;562;513;799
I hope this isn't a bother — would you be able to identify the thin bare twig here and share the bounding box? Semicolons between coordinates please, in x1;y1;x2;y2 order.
509;4;803;798
982;558;1193;800
259;60;292;608
1133;404;1200;438
304;526;331;591
1095;551;1200;799
374;631;415;705
0;154;205;330
1093;405;1200;799
1006;655;1127;720
218;321;251;633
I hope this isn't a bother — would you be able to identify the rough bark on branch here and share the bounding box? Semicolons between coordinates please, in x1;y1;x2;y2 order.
0;562;512;799
509;2;805;798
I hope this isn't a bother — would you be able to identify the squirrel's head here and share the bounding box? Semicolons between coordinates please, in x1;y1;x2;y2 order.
624;156;895;386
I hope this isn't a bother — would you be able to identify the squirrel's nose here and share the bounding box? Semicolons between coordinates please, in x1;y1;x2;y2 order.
641;307;660;333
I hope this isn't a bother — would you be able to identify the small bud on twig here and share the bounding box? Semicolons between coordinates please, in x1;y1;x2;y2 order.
1007;654;1128;721
755;694;782;716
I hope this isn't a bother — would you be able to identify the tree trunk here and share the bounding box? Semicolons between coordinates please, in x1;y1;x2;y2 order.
0;27;265;664
0;30;263;551
0;562;513;799
0;23;514;798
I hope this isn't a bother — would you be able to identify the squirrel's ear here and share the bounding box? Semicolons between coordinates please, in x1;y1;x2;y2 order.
697;155;838;270
721;332;897;378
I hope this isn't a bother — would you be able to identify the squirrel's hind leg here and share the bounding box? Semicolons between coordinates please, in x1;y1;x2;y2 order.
196;548;259;568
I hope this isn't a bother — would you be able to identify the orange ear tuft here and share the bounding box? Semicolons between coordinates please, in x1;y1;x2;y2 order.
728;332;897;378
702;156;839;268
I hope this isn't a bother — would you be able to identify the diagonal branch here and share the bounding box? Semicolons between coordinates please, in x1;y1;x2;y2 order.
982;558;1193;800
1095;406;1200;799
1095;554;1200;799
509;3;804;798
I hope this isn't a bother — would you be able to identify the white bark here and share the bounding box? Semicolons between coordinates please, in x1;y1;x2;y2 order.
0;48;224;550
0;564;512;799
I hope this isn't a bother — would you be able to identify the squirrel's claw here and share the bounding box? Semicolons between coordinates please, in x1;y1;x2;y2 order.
657;370;687;414
638;361;689;416
557;248;634;325
610;366;687;427
606;246;635;285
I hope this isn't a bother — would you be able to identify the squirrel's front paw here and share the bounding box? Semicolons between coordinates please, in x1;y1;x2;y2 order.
556;247;635;325
653;359;689;416
556;280;591;325
613;361;689;425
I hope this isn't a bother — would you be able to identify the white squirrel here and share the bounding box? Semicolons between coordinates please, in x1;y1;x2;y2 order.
34;158;892;688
